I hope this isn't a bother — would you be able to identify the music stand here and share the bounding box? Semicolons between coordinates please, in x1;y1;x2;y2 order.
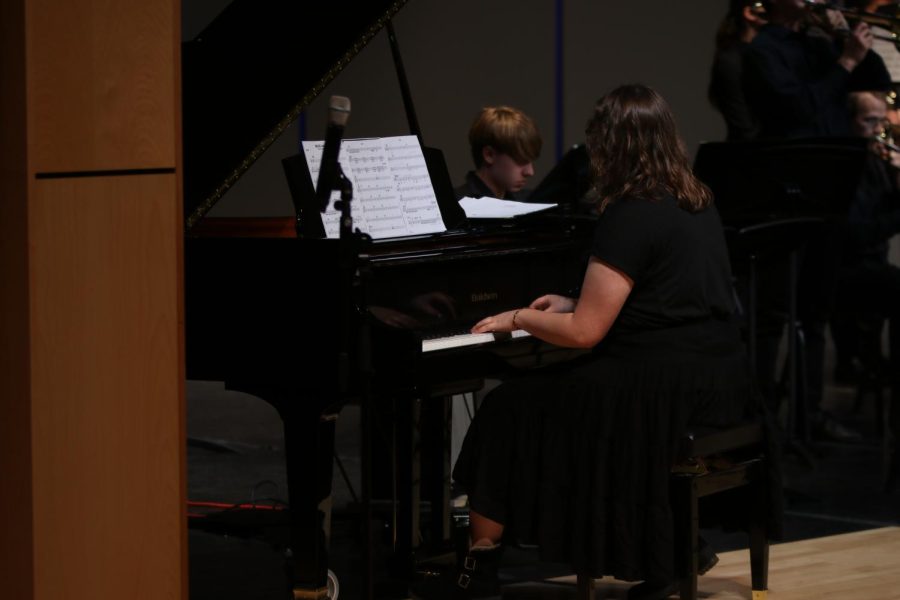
527;144;592;212
694;137;867;456
694;137;867;225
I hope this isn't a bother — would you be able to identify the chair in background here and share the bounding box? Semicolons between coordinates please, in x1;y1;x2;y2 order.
727;218;822;462
694;138;869;459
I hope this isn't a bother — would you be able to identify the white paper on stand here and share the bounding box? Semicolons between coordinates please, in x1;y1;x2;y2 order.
302;135;446;239
458;196;557;219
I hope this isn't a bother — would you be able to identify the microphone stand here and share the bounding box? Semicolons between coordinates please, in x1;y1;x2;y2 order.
331;164;376;600
334;163;356;396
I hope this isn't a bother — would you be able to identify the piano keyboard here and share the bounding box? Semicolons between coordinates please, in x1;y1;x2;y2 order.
421;329;532;353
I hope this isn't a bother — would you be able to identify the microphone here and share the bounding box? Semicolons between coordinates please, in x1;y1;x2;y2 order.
315;95;352;211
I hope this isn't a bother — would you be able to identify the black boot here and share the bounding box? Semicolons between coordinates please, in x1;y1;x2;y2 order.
455;544;502;597
409;544;503;599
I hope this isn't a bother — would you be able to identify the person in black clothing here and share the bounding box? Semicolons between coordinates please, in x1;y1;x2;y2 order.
832;91;900;482
833;90;900;370
453;105;541;200
846;0;900;80
414;85;779;600
744;0;891;138
741;0;892;440
709;0;768;140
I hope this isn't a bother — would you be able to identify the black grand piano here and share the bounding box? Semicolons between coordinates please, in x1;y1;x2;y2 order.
182;2;594;598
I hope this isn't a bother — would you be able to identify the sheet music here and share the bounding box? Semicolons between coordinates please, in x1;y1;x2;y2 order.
302;135;446;239
458;196;557;219
871;28;900;83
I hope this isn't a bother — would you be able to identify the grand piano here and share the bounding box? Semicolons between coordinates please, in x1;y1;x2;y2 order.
182;2;594;598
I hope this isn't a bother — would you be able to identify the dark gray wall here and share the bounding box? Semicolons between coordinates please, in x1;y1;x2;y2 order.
197;1;729;218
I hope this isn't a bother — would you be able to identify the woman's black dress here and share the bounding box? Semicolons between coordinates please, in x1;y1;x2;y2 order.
453;195;779;582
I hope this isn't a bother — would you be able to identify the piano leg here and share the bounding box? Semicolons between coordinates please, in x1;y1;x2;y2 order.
393;394;420;576
419;383;485;556
421;395;452;548
374;387;475;592
275;397;340;600
390;393;454;581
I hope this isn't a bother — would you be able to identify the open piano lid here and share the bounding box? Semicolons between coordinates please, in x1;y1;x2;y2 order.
182;0;408;231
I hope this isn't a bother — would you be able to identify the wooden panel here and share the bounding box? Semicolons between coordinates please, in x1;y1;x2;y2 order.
0;0;34;596
27;0;176;172
29;174;184;600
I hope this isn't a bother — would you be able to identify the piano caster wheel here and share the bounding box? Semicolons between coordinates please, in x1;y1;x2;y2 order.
327;569;340;600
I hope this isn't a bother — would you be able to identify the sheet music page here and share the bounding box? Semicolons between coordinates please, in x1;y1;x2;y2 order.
302;135;446;239
458;196;557;219
871;28;900;83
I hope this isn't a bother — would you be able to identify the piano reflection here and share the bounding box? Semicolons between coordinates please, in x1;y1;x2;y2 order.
182;2;594;598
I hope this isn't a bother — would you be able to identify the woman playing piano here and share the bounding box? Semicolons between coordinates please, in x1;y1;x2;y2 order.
416;84;778;600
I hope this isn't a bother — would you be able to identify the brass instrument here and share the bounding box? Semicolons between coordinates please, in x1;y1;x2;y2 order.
873;132;900;170
871;109;900;165
884;89;900;143
874;133;900;153
749;1;766;18
804;0;900;50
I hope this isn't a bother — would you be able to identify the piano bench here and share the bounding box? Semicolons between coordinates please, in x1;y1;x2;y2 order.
575;422;771;600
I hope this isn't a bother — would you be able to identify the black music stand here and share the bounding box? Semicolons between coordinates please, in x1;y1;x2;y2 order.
694;137;867;225
527;144;592;211
694;137;867;457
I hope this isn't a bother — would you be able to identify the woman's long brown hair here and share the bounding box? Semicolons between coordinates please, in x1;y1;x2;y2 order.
585;84;712;213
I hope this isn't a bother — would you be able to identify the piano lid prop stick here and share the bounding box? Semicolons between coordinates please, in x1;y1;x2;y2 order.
315;95;351;211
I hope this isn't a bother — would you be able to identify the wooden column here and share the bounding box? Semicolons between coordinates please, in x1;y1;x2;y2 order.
1;0;185;598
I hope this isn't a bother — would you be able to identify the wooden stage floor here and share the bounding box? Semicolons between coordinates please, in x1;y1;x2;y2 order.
533;527;900;599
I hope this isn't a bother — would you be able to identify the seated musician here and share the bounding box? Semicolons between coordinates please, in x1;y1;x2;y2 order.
831;91;900;472
453;105;541;200
413;85;780;600
741;0;892;440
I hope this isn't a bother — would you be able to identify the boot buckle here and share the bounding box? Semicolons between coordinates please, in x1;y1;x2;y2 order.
464;556;476;570
457;573;471;589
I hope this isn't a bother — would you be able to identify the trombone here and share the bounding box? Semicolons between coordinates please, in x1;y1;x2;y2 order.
804;0;900;50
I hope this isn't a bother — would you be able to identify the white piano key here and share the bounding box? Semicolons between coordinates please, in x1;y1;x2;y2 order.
421;329;532;353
